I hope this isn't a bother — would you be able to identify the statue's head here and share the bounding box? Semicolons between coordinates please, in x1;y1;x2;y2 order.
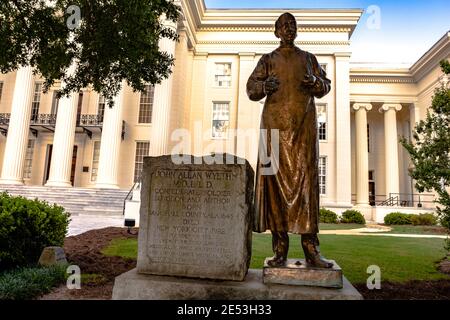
275;13;298;44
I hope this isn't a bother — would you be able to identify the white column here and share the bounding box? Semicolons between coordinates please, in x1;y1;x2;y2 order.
149;18;177;156
45;77;79;187
335;53;352;206
236;52;259;167
408;104;421;196
353;103;372;206
0;66;34;185
95;86;124;189
380;104;403;198
409;103;420;138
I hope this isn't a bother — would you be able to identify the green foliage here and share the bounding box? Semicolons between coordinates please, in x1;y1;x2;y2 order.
410;213;438;226
400;60;450;249
0;0;181;101
0;193;70;270
384;212;413;225
441;60;450;75
384;212;438;226
340;210;366;224
319;208;339;224
0;265;67;300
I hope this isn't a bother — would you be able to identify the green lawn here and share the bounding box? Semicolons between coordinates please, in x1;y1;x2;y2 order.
319;223;365;230
377;225;448;235
102;234;449;285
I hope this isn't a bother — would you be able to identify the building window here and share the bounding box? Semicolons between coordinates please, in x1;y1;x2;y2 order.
98;95;106;123
212;102;230;139
0;82;3;103
51;91;59;115
317;103;327;141
23;139;35;179
31;82;42;121
138;85;154;124
215;63;232;87
134;141;150;182
91;141;101;182
319;156;327;195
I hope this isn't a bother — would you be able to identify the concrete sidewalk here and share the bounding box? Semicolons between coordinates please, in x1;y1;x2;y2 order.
319;226;448;239
68;215;124;236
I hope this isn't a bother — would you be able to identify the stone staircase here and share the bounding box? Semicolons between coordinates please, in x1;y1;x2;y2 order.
0;184;129;217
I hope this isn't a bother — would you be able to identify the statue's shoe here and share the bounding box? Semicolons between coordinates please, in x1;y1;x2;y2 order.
301;234;334;269
305;256;334;269
267;255;287;267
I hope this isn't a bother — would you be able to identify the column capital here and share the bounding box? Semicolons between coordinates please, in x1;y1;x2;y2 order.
193;50;208;60
161;15;177;31
379;104;402;113
238;52;256;60
334;52;352;59
352;103;372;112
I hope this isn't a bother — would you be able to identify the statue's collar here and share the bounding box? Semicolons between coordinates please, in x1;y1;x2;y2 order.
279;41;295;49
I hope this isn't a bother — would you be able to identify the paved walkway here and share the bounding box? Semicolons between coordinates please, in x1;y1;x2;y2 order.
320;225;448;239
68;215;124;236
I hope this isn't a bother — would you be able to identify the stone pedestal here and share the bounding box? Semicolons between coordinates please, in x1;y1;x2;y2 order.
263;259;343;289
137;155;254;281
112;269;362;300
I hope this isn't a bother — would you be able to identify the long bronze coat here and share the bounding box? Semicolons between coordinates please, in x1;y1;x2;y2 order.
247;45;331;235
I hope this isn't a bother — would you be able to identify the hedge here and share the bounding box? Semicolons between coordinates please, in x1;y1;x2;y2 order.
0;192;70;270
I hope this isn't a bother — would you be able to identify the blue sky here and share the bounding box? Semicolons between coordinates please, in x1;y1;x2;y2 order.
205;0;450;65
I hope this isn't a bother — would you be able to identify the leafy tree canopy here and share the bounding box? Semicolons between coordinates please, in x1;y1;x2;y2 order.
0;0;180;101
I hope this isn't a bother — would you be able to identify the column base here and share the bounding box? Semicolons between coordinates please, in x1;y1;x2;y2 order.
95;183;120;190
0;178;24;185
45;181;73;188
333;202;354;209
354;203;371;208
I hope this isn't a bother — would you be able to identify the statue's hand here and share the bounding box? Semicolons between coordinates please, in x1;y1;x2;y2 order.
264;76;280;95
301;74;318;91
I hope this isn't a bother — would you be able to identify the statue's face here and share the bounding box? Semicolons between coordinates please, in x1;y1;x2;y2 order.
275;15;298;43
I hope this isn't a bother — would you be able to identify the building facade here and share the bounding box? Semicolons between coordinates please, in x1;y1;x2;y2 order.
0;0;449;218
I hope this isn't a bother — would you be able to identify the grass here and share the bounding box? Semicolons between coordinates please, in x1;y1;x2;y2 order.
0;265;67;300
102;238;138;259
253;234;449;284
319;223;365;230
81;273;108;286
102;234;449;285
377;225;448;235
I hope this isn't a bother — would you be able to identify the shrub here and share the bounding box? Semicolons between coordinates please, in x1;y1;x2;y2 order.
340;210;366;224
0;265;67;300
319;208;339;224
384;212;413;225
0;192;70;270
410;213;438;226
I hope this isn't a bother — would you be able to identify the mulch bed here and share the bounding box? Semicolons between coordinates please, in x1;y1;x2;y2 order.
40;227;138;300
355;280;450;300
40;227;450;300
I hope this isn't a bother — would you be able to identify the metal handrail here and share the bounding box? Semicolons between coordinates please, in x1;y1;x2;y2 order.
122;173;143;216
377;192;436;207
77;114;103;127
0;113;10;125
30;114;57;125
378;196;399;207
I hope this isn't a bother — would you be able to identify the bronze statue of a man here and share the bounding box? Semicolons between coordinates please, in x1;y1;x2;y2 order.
247;12;333;268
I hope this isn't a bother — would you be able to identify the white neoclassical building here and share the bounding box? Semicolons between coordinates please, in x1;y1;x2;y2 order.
0;0;449;222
